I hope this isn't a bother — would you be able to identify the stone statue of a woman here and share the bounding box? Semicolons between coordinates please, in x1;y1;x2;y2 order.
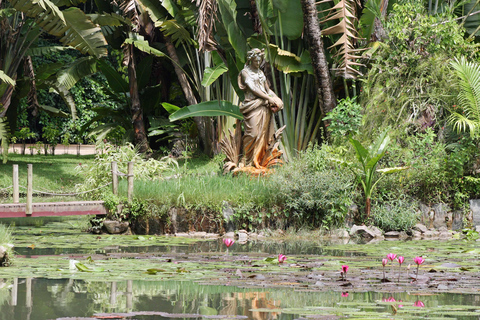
238;48;284;168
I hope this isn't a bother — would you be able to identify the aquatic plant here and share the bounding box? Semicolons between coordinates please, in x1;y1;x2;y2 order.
382;258;388;281
341;292;349;297
341;265;349;281
278;254;286;264
414;256;425;281
223;238;234;248
414;300;425;307
397;256;405;282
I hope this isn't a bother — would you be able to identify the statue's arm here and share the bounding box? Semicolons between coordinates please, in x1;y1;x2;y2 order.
242;70;277;104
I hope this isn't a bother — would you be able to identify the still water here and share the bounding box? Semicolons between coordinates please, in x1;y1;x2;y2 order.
2;217;480;319
2;278;480;320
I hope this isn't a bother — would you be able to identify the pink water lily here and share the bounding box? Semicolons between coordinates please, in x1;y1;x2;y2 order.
414;256;425;265
223;238;235;248
382;258;388;267
397;256;405;282
414;256;425;281
278;254;287;263
341;265;349;280
387;253;397;261
382;258;388;280
341;292;349;297
414;300;425;307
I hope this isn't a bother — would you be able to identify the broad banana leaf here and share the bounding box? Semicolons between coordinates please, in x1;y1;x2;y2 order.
26;46;72;56
97;60;129;94
464;0;480;37
169;100;243;121
272;0;304;40
217;0;247;62
124;36;166;57
201;63;228;87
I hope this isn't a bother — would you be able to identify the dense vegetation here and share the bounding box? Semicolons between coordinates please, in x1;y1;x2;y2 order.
2;0;480;232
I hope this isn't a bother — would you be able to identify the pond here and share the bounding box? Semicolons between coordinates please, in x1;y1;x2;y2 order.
1;217;480;319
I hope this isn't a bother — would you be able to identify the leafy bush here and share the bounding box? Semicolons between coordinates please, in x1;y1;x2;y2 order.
371;195;419;232
271;145;358;228
75;142;178;194
0;224;14;266
323;97;363;143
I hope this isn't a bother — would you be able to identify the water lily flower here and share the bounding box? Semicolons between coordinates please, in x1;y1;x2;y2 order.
414;256;425;265
341;265;349;280
387;253;397;261
341;292;349;297
223;238;235;248
382;258;388;267
414;256;425;281
382;258;388;280
397;256;405;282
278;254;287;263
414;300;425;307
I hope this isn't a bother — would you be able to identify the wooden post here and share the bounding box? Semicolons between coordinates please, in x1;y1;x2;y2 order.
110;281;117;306
26;277;32;308
126;280;133;309
11;277;17;306
13;164;19;203
26;164;32;215
111;162;118;196
127;162;134;201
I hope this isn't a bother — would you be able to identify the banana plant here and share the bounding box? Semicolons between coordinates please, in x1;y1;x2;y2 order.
347;131;407;219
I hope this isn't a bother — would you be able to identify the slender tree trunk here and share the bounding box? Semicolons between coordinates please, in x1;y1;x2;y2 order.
0;84;14;117
127;44;149;153
371;0;389;41
301;0;336;115
365;197;371;219
164;37;214;157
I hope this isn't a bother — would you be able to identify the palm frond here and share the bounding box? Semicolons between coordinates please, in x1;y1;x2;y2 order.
197;0;217;51
8;0;107;58
449;56;480;138
56;56;97;90
319;0;364;79
158;20;195;47
26;46;73;56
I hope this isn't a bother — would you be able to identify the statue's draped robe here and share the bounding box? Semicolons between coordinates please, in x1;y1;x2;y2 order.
238;67;275;168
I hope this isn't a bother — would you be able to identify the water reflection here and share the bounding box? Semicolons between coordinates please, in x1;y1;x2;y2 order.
1;278;480;320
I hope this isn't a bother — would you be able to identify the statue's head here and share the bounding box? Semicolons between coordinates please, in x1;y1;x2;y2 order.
246;48;264;65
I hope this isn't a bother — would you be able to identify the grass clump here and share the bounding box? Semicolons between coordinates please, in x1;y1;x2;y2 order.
0;224;14;266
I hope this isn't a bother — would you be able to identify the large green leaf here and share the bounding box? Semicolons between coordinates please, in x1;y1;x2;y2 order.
463;0;480;37
272;0;303;40
26;46;72;56
136;55;153;90
97;60;129;94
136;0;168;23
169;100;243;121
201;63;228;87
158;20;195;47
56;56;97;90
87;13;131;27
0;70;15;86
124;36;166;57
217;0;247;62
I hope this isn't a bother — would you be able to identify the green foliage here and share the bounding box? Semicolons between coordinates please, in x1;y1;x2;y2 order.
371;195;420;232
361;0;478;135
76;143;178;194
379;128;450;204
271;145;357;228
0;224;14;266
448;57;480;138
324;97;363;143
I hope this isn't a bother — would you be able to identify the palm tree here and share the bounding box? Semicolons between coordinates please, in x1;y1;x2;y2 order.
448;57;480;138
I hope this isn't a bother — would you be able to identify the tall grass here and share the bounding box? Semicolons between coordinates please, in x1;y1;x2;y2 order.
118;174;278;210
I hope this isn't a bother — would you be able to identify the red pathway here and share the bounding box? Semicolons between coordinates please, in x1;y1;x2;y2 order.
0;201;107;218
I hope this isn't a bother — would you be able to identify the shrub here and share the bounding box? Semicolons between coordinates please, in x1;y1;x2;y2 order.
371;195;419;232
271;145;358;228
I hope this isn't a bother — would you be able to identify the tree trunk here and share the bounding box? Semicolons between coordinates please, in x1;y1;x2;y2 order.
127;44;149;153
301;0;336;115
164;37;214;157
370;0;389;42
365;197;371;219
0;84;15;118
